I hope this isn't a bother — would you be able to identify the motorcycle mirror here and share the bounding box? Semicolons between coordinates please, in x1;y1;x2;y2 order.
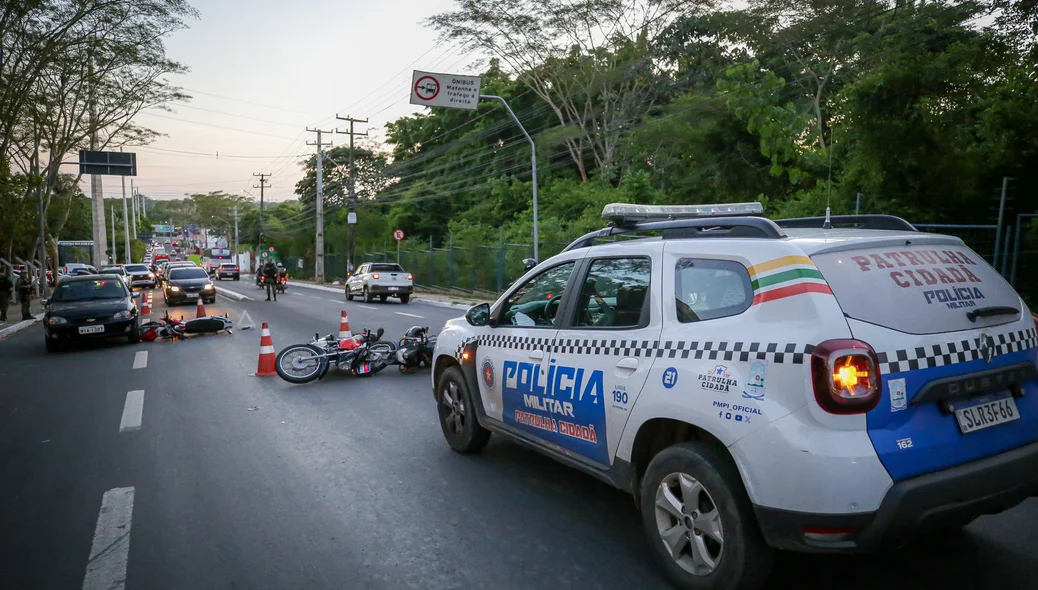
376;327;384;340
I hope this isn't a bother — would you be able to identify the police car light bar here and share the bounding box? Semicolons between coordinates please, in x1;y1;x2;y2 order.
602;202;764;225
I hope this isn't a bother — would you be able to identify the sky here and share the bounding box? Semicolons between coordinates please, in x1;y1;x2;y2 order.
78;0;474;203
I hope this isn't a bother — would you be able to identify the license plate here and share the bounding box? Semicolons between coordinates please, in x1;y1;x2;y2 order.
389;287;399;291
78;325;104;335
955;396;1020;434
184;292;197;298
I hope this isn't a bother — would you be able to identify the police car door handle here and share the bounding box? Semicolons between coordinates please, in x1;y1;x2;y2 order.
616;358;638;371
529;350;544;360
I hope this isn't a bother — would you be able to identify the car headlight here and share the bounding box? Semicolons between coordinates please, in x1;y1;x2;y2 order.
204;284;214;290
147;272;154;278
47;316;67;325
113;310;132;320
169;285;180;292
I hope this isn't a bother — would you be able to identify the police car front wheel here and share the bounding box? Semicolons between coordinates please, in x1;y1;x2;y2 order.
640;442;773;590
436;366;490;453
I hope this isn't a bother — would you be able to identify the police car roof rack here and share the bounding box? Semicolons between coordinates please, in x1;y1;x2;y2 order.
775;214;917;232
562;217;786;252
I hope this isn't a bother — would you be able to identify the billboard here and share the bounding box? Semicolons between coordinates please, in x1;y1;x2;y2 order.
153;224;173;234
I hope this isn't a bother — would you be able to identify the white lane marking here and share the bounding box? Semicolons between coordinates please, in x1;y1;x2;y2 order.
326;298;341;303
82;486;134;590
395;311;425;318
119;390;145;433
357;305;378;310
132;350;148;370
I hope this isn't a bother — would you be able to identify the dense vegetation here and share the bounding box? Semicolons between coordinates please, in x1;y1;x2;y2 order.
285;0;1038;297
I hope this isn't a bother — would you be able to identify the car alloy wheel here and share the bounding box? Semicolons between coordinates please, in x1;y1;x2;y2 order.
654;472;724;576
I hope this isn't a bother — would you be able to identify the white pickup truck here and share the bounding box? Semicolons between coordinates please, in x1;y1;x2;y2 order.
345;262;413;304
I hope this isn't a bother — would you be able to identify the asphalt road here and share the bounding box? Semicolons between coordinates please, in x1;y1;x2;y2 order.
1;280;1037;590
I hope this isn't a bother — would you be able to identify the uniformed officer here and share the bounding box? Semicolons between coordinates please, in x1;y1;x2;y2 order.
0;267;13;321
263;259;278;301
15;268;33;320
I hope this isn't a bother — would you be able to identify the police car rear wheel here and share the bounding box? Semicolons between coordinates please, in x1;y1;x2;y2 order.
437;366;490;453
640;442;772;590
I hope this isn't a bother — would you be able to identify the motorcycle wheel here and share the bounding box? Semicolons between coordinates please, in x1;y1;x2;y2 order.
275;344;328;384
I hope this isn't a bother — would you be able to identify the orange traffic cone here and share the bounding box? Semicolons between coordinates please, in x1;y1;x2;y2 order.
253;322;277;377
338;310;352;339
196;298;207;318
140;294;151;316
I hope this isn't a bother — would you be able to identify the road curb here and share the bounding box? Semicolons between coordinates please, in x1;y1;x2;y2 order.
217;287;252;301
290;282;343;295
290;280;482;310
0;313;43;340
413;298;476;311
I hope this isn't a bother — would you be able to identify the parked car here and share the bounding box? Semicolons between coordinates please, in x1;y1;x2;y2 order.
43;275;141;352
345;262;413;303
215;262;240;281
163;266;216;305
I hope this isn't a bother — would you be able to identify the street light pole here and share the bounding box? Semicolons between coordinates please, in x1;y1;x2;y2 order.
480;94;538;261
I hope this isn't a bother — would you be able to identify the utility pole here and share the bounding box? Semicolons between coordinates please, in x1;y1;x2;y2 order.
130;178;137;237
233;205;240;266
253;173;271;250
335;115;367;275
307;127;333;283
121;174;131;264
111;204;116;263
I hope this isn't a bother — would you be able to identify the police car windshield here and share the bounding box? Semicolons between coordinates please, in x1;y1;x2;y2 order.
370;263;404;272
52;279;126;301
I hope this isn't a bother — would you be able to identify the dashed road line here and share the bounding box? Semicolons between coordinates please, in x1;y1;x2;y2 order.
357;305;378;310
132;350;148;369
82;486;135;590
326;298;342;303
395;311;425;318
119;390;145;433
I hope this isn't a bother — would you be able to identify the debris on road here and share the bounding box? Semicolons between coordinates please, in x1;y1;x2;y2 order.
247;406;259;412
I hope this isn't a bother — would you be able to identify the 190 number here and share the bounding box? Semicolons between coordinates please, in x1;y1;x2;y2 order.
612;390;629;404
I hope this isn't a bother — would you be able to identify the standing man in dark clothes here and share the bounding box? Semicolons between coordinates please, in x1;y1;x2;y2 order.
263;259;278;301
15;268;33;320
0;267;12;321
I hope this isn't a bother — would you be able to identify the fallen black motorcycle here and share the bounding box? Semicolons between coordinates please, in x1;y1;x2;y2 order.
392;326;437;373
275;328;395;384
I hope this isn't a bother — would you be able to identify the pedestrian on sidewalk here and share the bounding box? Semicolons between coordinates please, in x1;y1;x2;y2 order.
15;268;33;320
263;259;278;302
0;267;12;321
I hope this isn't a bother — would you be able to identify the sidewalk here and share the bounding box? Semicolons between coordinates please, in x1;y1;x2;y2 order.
289;279;494;309
0;297;45;339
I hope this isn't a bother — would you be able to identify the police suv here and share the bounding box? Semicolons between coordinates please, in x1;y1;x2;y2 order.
430;203;1038;590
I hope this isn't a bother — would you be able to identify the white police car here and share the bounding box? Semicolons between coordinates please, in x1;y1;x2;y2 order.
430;203;1038;590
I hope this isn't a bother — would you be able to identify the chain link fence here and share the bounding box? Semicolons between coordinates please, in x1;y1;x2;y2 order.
268;219;1035;307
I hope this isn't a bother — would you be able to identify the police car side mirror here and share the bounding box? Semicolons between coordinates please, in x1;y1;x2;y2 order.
466;303;490;327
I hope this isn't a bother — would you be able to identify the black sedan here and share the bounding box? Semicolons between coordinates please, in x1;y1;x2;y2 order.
43;275;141;352
215;262;240;280
163;266;216;305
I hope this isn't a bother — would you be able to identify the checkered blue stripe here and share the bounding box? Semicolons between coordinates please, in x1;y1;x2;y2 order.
877;327;1038;374
472;334;816;364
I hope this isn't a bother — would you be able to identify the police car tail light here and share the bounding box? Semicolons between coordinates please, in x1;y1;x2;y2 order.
372;273;380;280
407;273;413;280
811;339;882;414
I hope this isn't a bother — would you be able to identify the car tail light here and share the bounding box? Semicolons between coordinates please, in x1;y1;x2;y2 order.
234;266;239;271
407;273;413;280
372;273;380;280
811;339;882;414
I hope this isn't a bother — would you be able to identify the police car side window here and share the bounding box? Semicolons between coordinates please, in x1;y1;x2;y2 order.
573;257;651;328
674;259;753;323
500;262;575;328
